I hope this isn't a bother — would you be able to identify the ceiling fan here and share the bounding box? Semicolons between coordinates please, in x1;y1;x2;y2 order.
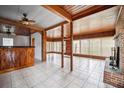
19;13;35;25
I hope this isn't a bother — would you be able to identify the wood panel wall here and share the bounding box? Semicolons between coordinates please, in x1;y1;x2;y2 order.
0;47;34;73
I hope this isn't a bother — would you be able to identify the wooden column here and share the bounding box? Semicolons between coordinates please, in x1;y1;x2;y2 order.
42;31;47;62
70;22;73;71
61;25;64;68
29;31;32;46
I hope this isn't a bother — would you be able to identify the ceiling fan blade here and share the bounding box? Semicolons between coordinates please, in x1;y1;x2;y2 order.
28;20;35;23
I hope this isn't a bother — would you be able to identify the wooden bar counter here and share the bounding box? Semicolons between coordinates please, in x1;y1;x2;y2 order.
0;46;34;73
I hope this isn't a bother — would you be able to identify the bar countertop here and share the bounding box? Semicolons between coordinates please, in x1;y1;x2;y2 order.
0;46;35;48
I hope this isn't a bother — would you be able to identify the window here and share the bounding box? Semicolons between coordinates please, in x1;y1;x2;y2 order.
89;39;101;56
73;37;114;57
63;41;66;53
81;40;89;55
3;38;13;46
73;40;80;54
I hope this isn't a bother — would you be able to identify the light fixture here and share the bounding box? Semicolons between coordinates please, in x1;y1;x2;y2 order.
1;25;16;36
20;13;35;25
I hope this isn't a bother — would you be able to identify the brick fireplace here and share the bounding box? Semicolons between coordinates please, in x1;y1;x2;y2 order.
104;6;124;88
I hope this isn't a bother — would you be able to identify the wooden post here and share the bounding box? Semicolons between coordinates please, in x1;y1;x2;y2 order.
29;31;32;46
70;22;73;71
42;31;47;62
61;25;64;68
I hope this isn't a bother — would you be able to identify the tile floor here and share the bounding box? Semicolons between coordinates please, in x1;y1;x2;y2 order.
0;54;115;88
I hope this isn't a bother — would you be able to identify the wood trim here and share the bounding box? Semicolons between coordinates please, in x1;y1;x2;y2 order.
72;5;116;20
0;64;33;74
45;21;67;31
46;52;106;60
0;17;43;32
47;37;62;41
74;30;115;40
73;54;106;60
42;5;72;22
47;51;61;54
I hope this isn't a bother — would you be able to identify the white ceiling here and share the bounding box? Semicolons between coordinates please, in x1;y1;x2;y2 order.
0;5;65;28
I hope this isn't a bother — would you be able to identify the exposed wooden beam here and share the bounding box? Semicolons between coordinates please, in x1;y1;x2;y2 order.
42;31;47;62
70;22;73;71
45;21;67;31
0;17;44;32
61;25;64;68
42;5;72;22
74;29;115;40
72;5;116;20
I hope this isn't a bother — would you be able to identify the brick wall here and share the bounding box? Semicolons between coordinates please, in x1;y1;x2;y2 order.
104;71;124;87
104;6;124;88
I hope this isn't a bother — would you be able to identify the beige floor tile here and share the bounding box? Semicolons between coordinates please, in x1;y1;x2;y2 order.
0;54;115;88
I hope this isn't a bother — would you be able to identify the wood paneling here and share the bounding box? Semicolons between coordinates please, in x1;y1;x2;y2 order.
0;47;34;73
15;26;30;36
61;5;93;15
72;5;116;20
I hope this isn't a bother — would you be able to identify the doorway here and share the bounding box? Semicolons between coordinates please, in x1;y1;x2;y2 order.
31;32;42;62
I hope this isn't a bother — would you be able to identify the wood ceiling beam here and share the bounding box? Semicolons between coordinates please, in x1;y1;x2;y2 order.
45;21;67;31
42;5;72;22
72;5;116;20
0;17;44;32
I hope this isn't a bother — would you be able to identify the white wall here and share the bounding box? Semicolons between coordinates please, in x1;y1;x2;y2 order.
13;36;30;46
0;34;30;46
31;32;42;61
